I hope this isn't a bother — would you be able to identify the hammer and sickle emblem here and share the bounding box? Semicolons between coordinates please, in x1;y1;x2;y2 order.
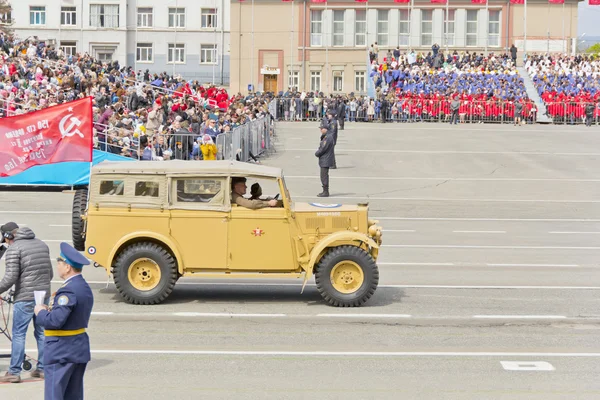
59;114;84;138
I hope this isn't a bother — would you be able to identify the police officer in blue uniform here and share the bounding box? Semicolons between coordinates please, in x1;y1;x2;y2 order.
34;242;94;400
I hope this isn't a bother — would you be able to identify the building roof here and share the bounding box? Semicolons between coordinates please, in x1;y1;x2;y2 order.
92;160;283;178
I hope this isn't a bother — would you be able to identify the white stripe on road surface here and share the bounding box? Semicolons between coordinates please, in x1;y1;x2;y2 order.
58;281;600;290
286;176;600;182
373;217;600;222
49;224;71;227
285;148;600;156
549;231;600;234
473;315;567;319
383;230;417;233
4;349;600;357
0;211;70;214
382;244;600;249
174;312;286;318
317;314;411;318
452;230;506;234
380;262;455;266
295;196;600;203
91;312;115;316
487;263;580;268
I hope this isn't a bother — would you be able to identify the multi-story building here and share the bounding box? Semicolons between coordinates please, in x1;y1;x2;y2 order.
230;0;580;94
8;0;231;84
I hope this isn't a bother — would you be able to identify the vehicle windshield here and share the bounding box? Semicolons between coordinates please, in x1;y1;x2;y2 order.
280;176;293;207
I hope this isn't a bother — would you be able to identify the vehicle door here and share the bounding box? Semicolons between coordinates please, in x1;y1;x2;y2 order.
169;176;229;270
227;177;296;271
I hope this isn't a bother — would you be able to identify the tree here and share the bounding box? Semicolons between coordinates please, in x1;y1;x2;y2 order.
0;0;13;36
586;43;600;55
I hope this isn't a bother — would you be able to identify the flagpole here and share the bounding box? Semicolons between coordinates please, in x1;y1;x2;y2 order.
290;0;294;91
546;1;550;54
445;0;449;53
485;0;489;54
523;0;527;62
408;0;412;51
562;1;565;53
325;0;329;93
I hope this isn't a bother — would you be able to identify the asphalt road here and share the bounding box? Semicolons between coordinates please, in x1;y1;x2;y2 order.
1;122;600;399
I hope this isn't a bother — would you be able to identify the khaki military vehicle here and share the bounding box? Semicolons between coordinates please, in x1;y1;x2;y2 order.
72;161;382;307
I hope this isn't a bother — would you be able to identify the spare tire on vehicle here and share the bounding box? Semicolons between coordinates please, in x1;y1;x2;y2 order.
72;188;88;251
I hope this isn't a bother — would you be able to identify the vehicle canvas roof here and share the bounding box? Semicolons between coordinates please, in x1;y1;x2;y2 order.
92;160;283;179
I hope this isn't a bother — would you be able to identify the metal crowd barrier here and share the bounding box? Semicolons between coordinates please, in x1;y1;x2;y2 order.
545;102;600;125
216;115;274;162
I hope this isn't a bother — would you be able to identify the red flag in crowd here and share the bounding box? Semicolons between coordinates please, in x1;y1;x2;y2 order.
311;0;327;2
471;0;487;3
590;0;600;5
394;0;410;3
548;0;564;3
431;0;447;4
510;0;525;3
0;97;93;177
355;0;368;3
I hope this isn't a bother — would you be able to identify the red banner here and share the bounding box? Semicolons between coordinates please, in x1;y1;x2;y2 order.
548;0;564;3
431;0;447;4
394;0;410;3
510;0;525;3
355;0;368;3
0;97;93;177
590;0;600;5
311;0;327;2
471;0;487;3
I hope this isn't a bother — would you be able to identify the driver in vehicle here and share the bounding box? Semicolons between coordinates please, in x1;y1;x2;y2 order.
231;177;282;209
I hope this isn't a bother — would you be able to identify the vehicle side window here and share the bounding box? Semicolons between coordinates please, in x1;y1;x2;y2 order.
174;178;224;204
99;180;124;196
135;181;160;197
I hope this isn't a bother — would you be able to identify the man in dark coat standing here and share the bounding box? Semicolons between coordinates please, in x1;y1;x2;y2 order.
315;122;335;197
336;99;346;131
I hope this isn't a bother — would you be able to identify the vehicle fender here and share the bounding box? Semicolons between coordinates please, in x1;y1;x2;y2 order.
109;231;185;274
305;231;379;278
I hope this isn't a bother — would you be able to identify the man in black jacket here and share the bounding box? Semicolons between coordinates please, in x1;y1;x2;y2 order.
315;123;336;197
336;99;346;131
0;223;53;383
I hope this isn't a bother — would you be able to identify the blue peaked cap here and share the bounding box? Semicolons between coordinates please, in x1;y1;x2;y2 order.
59;242;90;269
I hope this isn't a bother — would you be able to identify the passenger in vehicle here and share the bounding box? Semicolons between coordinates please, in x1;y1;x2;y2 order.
231;177;280;209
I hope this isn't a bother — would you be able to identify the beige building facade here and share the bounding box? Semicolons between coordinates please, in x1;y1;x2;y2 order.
230;0;580;94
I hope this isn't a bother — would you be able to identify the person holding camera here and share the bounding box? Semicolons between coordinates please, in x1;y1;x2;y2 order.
0;222;53;383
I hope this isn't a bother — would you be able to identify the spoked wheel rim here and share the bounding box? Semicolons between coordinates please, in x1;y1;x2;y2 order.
330;261;364;294
128;258;162;291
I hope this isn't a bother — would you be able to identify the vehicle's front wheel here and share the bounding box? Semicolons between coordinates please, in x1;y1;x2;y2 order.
113;242;178;305
315;245;379;307
71;188;88;251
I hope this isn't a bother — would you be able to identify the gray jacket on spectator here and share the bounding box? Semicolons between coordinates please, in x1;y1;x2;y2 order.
0;228;53;303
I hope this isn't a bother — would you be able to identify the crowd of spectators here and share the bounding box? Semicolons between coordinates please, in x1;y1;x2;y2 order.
526;53;600;124
0;34;274;160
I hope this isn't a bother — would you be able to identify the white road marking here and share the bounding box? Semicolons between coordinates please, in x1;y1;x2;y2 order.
549;231;600;234
63;281;600;290
49;224;71;227
379;262;455;266
501;361;555;371
91;312;114;316
5;349;600;357
285;148;600;156
383;230;416;233
296;196;600;203
382;244;600;249
173;312;286;318
43;240;73;243
0;211;70;214
453;230;506;234
473;315;567;319
374;217;600;222
487;263;580;268
318;314;411;318
286;175;600;182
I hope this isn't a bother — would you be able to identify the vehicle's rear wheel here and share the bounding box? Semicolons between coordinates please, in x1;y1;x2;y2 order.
315;245;379;307
113;242;177;305
72;188;88;251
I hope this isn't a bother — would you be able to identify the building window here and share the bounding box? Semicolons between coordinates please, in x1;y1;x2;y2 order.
355;9;366;47
137;7;153;28
168;43;185;64
0;11;12;24
488;10;501;47
355;71;365;92
421;10;433;46
398;9;410;47
310;71;321;92
332;10;344;47
333;71;343;92
466;10;478;47
201;8;217;28
200;44;217;64
90;5;119;28
29;6;46;25
136;43;153;62
60;41;77;56
376;10;389;46
288;71;299;89
97;52;112;62
168;8;185;28
61;7;76;26
443;9;455;47
310;10;322;47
